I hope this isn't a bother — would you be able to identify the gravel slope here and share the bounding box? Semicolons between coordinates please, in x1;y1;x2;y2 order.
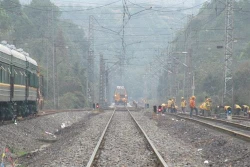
0;111;88;154
20;111;112;167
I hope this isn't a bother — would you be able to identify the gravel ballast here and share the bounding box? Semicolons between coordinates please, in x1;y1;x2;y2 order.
134;111;250;167
132;111;204;167
95;111;158;167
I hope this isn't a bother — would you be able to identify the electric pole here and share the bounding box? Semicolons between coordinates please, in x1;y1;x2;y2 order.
52;7;56;109
88;15;95;106
99;54;105;108
187;48;193;98
223;0;234;106
105;67;110;106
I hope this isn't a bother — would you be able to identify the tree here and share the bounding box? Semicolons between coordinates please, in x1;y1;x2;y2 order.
0;3;11;34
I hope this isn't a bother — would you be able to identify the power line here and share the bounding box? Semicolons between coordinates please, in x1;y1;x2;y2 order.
9;0;121;12
127;0;209;13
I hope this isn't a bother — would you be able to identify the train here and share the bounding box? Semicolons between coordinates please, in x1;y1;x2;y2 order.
0;41;43;121
114;86;128;105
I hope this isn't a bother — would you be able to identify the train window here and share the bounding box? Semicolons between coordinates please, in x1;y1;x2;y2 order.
1;65;8;84
0;66;1;82
6;67;10;84
2;66;5;83
14;69;18;84
21;71;25;85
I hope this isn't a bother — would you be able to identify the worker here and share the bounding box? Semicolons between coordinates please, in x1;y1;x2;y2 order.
241;105;249;116
199;102;206;116
175;105;178;113
180;97;187;113
158;105;162;114
200;98;212;116
153;105;157;113
171;98;176;113
167;99;172;112
248;108;250;119
217;105;231;114
162;103;166;114
234;104;241;115
224;106;232;118
206;98;212;116
189;96;198;117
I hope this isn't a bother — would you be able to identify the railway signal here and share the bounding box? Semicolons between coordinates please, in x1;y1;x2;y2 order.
158;105;162;112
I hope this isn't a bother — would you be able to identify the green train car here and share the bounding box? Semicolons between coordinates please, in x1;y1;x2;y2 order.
0;41;43;120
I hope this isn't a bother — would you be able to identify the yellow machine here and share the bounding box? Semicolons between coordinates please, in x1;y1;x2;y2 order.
114;86;127;105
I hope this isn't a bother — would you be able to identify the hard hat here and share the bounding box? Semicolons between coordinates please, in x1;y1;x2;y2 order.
181;97;184;100
192;96;196;99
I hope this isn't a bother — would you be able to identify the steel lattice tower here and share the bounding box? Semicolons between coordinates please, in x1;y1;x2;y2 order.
223;0;234;105
88;15;95;105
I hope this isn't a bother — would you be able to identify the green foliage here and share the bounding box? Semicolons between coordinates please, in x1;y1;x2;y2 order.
240;42;250;59
164;0;250;105
59;92;86;109
0;0;88;109
201;74;222;96
0;6;11;33
234;62;250;105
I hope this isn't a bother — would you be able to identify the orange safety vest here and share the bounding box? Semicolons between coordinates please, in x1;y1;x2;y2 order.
190;99;195;108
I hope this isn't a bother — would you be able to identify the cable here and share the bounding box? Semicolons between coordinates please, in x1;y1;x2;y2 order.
93;17;119;35
8;0;121;12
127;0;210;13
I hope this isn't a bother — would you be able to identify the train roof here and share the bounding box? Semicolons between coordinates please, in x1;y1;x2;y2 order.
26;56;38;66
0;43;38;67
11;49;27;61
116;86;125;89
0;44;12;55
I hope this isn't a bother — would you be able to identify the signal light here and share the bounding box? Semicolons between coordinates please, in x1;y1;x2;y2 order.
158;105;162;112
96;103;99;108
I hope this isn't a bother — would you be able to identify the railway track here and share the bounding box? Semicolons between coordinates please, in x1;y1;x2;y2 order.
232;115;250;121
179;113;250;130
168;113;250;142
86;107;168;167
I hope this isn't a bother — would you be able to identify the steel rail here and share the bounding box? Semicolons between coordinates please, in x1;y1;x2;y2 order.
233;117;250;121
86;109;116;167
127;108;169;167
232;116;250;121
186;114;250;130
233;115;248;119
168;113;250;142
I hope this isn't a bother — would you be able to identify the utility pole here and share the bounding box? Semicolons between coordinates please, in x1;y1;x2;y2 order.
187;48;193;98
185;15;194;99
52;7;56;109
54;44;59;109
120;0;130;85
223;0;234;106
99;54;105;108
88;15;95;106
105;67;109;106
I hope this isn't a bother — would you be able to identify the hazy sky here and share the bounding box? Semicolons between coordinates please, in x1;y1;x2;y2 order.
21;0;208;7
